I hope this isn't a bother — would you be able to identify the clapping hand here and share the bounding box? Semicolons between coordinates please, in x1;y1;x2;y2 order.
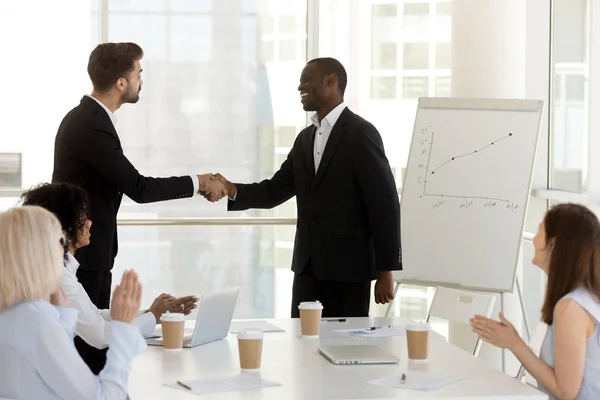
110;270;142;323
197;174;228;202
148;293;199;321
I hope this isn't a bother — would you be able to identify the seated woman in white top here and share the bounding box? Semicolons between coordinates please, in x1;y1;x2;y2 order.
20;182;198;351
0;206;144;399
471;203;600;400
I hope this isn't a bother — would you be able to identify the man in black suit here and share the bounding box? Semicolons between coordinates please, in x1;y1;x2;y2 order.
213;58;401;318
52;42;225;372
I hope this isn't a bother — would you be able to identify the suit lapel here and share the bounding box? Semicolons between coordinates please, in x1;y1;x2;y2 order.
311;108;350;189
306;125;317;183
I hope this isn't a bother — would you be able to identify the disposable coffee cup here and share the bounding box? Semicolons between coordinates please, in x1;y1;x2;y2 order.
160;312;185;351
298;301;323;338
406;323;432;362
237;329;264;370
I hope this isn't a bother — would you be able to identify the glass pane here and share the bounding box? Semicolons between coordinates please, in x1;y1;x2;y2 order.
402;3;429;42
550;0;588;192
434;1;452;41
113;225;294;318
110;0;166;12
402;76;429;99
109;15;168;62
0;1;93;192
371;77;397;99
105;0;306;219
435;42;451;69
169;0;212;12
565;75;585;100
0;153;21;189
434;76;451;97
403;42;429;70
372;43;398;70
553;0;587;63
169;16;212;63
260;15;275;35
371;4;398;70
260;40;274;63
279;15;298;35
279;39;298;61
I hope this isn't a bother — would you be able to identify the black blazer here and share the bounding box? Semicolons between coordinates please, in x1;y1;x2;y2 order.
229;107;402;282
52;96;194;271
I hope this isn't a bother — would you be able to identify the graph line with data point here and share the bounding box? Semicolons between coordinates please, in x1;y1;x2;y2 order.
422;131;516;207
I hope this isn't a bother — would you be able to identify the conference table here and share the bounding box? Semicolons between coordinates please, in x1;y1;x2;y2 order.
129;317;547;399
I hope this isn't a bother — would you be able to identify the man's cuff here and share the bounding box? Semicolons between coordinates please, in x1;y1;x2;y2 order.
229;192;236;201
189;175;199;195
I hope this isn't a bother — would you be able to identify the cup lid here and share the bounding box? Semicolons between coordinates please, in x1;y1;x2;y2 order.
406;322;432;332
160;312;185;322
298;301;323;310
237;328;264;339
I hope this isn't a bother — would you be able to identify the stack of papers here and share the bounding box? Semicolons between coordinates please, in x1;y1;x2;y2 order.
368;371;464;390
334;326;406;338
165;373;281;395
229;320;285;333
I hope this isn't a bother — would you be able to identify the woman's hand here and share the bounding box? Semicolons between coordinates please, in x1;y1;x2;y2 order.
110;270;142;323
470;312;524;351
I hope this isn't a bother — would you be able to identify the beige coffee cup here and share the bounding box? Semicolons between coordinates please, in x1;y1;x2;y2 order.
406;322;432;362
298;301;323;338
160;312;185;351
237;329;264;370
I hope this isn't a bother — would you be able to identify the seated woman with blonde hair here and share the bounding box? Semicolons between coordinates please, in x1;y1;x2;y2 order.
21;182;197;373
471;203;600;400
0;206;144;399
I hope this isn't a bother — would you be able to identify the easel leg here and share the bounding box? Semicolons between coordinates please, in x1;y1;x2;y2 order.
515;275;530;381
384;282;401;317
500;292;506;373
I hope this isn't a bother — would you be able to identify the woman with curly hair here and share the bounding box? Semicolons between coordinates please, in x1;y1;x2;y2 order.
21;183;197;373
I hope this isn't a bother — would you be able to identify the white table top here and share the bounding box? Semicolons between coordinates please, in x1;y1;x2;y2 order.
129;317;547;399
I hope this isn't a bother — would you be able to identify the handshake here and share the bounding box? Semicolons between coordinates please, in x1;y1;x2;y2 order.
196;173;235;202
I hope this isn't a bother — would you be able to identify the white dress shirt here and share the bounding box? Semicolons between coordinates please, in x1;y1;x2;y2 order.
62;252;156;349
229;102;347;202
0;299;145;399
85;94;199;194
311;102;347;172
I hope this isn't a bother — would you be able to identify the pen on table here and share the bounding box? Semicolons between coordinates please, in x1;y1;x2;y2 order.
369;325;392;330
400;373;407;384
322;318;347;322
177;381;191;391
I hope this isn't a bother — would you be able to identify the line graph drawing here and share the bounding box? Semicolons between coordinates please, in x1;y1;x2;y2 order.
430;133;513;175
419;127;518;209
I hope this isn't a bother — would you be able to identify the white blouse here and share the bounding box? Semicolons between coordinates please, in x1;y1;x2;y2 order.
0;300;145;399
62;252;156;348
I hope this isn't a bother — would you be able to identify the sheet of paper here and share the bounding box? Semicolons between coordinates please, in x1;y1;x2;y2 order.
165;373;281;395
334;326;406;338
368;371;464;390
229;320;285;334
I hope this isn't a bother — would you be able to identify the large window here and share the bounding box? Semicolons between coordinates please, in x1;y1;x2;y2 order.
103;0;307;317
550;0;589;192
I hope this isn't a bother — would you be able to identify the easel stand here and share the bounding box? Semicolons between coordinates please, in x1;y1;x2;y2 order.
385;276;531;376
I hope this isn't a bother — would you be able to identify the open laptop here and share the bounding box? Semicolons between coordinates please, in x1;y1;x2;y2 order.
146;286;239;348
318;345;399;365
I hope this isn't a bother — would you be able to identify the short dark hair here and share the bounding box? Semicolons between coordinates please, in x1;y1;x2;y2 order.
20;183;90;251
87;42;144;92
541;203;600;324
308;57;348;96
